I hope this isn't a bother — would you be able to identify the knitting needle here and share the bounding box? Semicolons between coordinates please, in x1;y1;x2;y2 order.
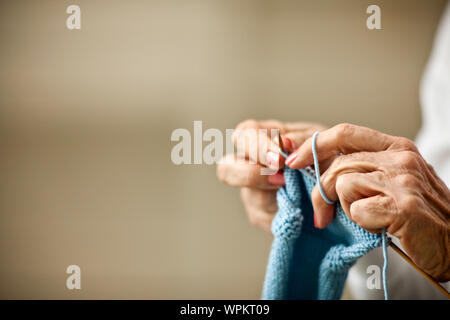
276;131;450;299
389;242;450;299
277;130;285;154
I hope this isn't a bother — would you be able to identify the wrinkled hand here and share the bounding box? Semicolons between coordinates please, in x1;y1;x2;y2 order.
216;119;326;232
286;123;450;281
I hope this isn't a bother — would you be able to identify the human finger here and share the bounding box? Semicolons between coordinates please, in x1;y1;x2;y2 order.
217;154;285;189
286;123;396;169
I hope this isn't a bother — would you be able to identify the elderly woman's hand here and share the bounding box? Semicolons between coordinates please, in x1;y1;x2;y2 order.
216;119;327;232
286;123;450;281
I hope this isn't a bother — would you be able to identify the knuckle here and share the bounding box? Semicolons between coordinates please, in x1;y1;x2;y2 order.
396;173;420;188
320;173;335;192
395;137;418;152
334;123;355;142
398;151;421;169
350;202;363;223
325;157;343;178
398;195;421;214
335;174;350;194
326;156;348;179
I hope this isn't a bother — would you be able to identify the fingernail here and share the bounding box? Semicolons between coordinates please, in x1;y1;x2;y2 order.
285;152;297;166
281;136;294;151
266;151;280;168
268;172;285;186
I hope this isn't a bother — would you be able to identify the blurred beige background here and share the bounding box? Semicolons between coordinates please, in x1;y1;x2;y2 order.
0;0;446;298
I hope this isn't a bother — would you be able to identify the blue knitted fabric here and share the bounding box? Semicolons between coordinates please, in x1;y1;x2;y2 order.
262;167;382;300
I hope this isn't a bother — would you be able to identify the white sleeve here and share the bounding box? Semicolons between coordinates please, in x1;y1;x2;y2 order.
346;2;450;300
416;2;450;187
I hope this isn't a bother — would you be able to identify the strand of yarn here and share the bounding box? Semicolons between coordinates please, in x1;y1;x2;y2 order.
278;131;389;300
311;132;336;205
381;228;389;300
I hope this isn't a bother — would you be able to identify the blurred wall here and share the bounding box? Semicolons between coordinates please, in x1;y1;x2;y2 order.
0;0;446;298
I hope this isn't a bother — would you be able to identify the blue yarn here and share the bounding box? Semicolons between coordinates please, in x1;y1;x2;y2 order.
262;132;389;300
312;132;335;205
382;228;389;300
312;131;389;299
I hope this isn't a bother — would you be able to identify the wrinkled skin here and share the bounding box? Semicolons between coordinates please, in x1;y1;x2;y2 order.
217;120;450;282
